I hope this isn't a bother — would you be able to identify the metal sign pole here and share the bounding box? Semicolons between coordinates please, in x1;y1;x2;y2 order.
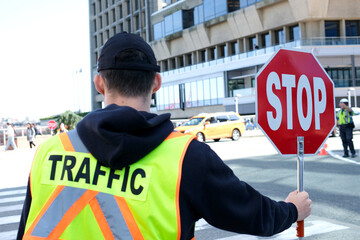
296;136;304;239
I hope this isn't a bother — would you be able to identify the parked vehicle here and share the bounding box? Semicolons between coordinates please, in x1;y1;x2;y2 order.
175;112;246;142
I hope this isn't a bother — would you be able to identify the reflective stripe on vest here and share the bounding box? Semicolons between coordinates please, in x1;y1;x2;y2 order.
25;130;194;239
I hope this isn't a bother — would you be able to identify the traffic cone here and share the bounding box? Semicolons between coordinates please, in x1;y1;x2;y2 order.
318;143;328;155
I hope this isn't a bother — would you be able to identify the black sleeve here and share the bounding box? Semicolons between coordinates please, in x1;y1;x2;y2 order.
179;140;298;239
17;177;32;240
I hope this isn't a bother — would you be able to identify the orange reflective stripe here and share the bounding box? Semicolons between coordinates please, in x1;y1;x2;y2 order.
59;133;75;152
176;135;195;240
47;190;99;239
25;185;65;238
165;131;186;141
115;196;144;240
89;198;115;240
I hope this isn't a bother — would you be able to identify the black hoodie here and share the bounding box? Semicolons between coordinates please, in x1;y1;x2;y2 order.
17;104;297;240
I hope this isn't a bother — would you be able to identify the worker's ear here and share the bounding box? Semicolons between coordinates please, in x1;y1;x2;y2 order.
152;73;162;94
94;74;105;95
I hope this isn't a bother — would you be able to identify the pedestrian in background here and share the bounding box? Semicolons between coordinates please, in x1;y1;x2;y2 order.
337;98;356;158
5;122;17;150
56;122;68;134
17;33;311;240
26;123;36;149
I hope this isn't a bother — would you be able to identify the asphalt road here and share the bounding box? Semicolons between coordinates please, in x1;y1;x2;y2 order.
0;131;359;239
194;131;360;239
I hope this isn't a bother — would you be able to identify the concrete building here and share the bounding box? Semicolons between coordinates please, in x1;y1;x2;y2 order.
150;0;360;118
89;0;360;118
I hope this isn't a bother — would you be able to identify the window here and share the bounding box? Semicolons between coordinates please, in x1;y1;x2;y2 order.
112;9;116;23
119;5;123;18
92;3;96;15
240;0;247;8
178;56;184;68
204;0;215;21
261;33;270;47
173;10;182;33
204;79;211;105
217;77;225;102
99;16;103;29
346;20;360;36
98;0;102;12
215;0;227;17
216;115;228;122
186;53;192;66
105;12;109;25
164;14;174;35
170;58;176;69
230;114;240;121
93;20;97;32
275;29;284;44
100;32;104;45
228;0;240;12
200;50;207;63
183;9;194;29
210;78;218;104
194;5;204;25
191;81;198;106
134;0;139;10
112;26;116;35
126;0;130;15
289;25;300;41
119;22;123;32
134;15;140;30
325;21;340;37
197;80;204;106
94;35;98;48
249;36;257;50
230;41;238;55
154;22;163;40
209;47;216;60
219;44;226;58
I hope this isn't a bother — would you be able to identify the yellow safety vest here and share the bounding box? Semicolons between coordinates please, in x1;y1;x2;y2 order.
337;109;353;125
24;130;194;239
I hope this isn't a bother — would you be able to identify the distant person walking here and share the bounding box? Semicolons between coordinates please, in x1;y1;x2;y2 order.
26;123;36;148
56;123;68;134
337;98;356;158
5;123;17;150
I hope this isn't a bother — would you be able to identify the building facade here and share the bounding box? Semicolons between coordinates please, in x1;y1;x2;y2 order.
150;0;360;118
89;0;360;119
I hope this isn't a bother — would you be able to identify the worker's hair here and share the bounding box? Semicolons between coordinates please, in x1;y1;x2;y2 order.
99;49;157;97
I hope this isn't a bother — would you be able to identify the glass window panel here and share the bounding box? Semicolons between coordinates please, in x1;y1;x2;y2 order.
185;82;192;107
248;0;256;5
275;29;284;44
215;0;227;17
194;6;199;25
174;85;180;108
154;22;163;40
204;79;211;105
198;5;204;23
197;80;204;106
168;85;174;109
240;0;247;8
325;21;340;37
228;0;240;12
204;0;215;21
356;67;360;78
346;20;360;36
191;81;198;107
164;14;173;35
157;88;164;110
217;77;225;99
164;86;170;109
173;10;183;32
289;25;300;41
210;78;218;104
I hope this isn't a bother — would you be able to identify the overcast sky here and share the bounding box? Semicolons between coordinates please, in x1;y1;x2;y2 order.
0;0;91;121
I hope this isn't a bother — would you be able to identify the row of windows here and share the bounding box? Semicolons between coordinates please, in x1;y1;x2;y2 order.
159;24;299;71
154;0;264;40
156;77;225;110
92;0;145;16
326;67;360;87
325;20;360;37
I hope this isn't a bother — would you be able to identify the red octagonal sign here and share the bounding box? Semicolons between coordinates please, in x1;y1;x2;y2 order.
256;49;336;155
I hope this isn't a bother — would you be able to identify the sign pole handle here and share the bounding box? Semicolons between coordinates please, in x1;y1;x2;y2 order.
296;136;304;238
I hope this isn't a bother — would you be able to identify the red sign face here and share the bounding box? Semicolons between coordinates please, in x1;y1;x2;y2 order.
256;49;336;155
47;120;57;130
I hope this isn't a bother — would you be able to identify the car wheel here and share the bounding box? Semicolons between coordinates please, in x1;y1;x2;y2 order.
231;129;241;141
196;132;205;142
214;139;220;142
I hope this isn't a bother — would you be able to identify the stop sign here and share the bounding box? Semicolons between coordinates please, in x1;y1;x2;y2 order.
256;49;336;155
47;120;57;130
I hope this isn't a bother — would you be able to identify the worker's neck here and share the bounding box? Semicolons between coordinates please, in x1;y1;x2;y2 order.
104;94;151;112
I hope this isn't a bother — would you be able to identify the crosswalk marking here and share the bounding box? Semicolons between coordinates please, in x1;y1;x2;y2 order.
0;189;26;197
0;196;25;204
0;215;21;225
196;219;349;239
0;204;23;213
0;230;18;240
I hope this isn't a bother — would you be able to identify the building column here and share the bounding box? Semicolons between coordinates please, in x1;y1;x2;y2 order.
340;19;346;37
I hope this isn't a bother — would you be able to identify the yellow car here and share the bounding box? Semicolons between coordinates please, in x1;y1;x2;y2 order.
175;112;246;142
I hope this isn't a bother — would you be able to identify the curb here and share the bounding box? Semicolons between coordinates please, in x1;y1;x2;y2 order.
327;150;360;165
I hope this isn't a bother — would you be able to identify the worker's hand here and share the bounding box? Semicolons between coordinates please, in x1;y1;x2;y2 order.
285;190;312;221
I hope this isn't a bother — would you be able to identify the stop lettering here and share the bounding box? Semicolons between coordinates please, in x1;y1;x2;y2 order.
256;49;336;155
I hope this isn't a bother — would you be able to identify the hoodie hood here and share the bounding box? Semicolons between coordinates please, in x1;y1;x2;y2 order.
76;104;174;170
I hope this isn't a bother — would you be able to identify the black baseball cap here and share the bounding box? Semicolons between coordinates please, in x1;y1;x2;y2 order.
97;32;160;72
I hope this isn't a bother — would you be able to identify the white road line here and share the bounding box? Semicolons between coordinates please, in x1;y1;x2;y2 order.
327;150;360;165
0;230;17;240
0;215;20;225
0;189;26;197
0;204;23;213
0;196;25;204
215;220;349;240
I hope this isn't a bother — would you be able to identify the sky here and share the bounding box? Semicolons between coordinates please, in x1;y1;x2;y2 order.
0;0;92;121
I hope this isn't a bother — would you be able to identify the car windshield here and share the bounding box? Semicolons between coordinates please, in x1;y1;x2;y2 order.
183;117;204;126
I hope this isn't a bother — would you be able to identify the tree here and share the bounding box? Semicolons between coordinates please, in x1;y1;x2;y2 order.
56;110;82;131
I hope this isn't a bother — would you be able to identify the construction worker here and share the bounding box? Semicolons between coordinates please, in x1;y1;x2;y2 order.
337;98;356;158
17;32;311;240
